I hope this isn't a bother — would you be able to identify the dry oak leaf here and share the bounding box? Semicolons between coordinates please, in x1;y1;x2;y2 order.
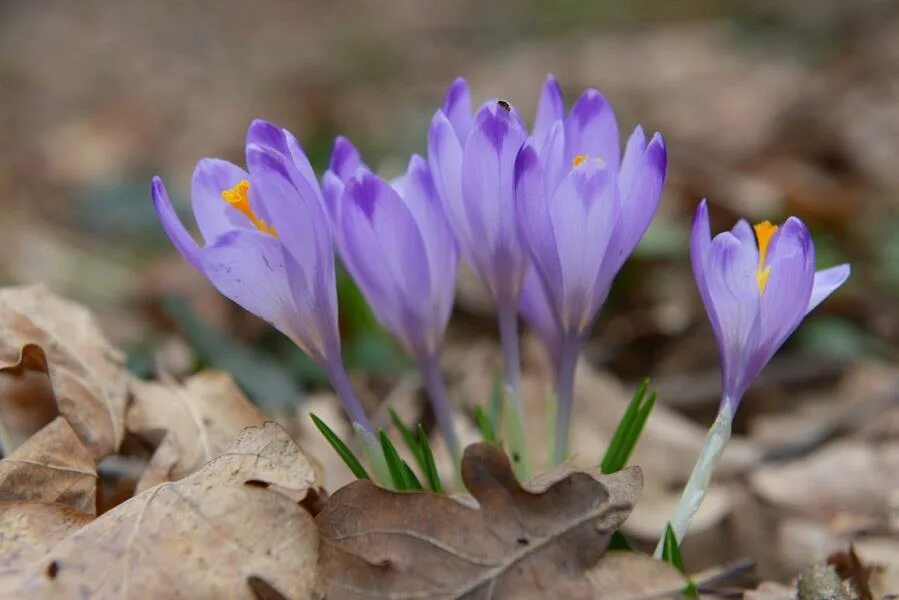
0;421;321;599
0;344;58;455
0;285;128;460
586;551;687;600
0;416;97;515
316;442;643;600
0;501;92;574
127;371;266;492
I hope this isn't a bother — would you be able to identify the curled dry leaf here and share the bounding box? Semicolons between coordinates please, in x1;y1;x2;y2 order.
0;344;57;455
0;421;321;599
317;442;643;600
0;285;128;460
127;370;266;492
0;416;96;515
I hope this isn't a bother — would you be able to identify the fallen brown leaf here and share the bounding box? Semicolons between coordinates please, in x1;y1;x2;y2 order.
127;370;266;492
0;344;58;455
0;416;96;514
853;537;899;600
0;501;92;575
0;285;128;460
0;421;321;599
317;442;642;599
587;551;687;599
743;581;795;600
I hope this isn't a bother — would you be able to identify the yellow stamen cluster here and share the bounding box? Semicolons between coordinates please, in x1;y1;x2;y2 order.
220;180;277;237
753;220;778;294
573;154;589;167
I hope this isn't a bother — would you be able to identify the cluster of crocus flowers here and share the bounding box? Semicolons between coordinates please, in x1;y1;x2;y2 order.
655;200;850;554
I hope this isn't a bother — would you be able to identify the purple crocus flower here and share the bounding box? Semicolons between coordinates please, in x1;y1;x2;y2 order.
658;199;850;553
323;137;461;457
151;119;372;435
691;199;851;415
515;75;667;463
428;78;532;475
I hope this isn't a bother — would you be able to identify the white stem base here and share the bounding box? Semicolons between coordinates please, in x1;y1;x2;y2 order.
654;408;733;558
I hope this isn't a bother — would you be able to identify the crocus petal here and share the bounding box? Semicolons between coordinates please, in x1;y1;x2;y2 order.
756;217;815;355
520;268;561;365
730;219;756;251
282;242;341;363
321;170;345;223
402;154;458;337
548;159;619;333
190;158;251;243
428;109;468;253
515;142;563;307
340;171;433;355
199;229;305;348
807;264;851;312
329;136;364;182
442;77;473;144
602;130;666;278
563;89;620;173
460;102;528;301
540;119;567;200
245;144;333;273
152;177;202;271
247;119;321;206
533;74;564;151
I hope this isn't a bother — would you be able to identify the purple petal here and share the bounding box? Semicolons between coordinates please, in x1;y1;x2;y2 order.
520;268;562;365
756;217;815;356
602;130;666;277
428;109;468;254
730;219;756;250
245;145;334;282
402;154;458;339
702;231;761;401
563;88;620;173
807;264;850;312
515;142;563;308
190;158;251;243
541;120;567;199
321;170;344;224
340;171;434;355
460;103;528;301
152;177;202;271
281;240;341;364
329;136;364;182
247;119;321;205
442;77;473;144
533;74;564;150
548;159;619;334
199;229;311;352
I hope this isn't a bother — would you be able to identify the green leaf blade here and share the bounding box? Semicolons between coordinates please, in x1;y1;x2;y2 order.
662;523;698;598
417;425;443;494
601;379;656;474
310;413;370;480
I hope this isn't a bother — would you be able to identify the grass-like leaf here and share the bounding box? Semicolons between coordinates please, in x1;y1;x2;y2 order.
600;379;656;474
474;405;496;443
389;408;424;467
417;425;443;493
607;530;632;551
310;413;370;480
379;430;422;491
662;523;698;598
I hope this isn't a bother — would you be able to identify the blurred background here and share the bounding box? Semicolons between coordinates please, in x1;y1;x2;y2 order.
1;0;898;580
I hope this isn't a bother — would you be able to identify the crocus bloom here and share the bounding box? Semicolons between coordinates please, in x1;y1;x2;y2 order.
657;199;850;553
515;75;667;463
428;78;532;476
323;137;461;458
152;119;372;434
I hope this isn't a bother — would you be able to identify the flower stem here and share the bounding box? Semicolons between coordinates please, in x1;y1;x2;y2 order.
419;354;460;463
653;405;734;557
497;304;530;480
552;334;582;466
325;360;374;435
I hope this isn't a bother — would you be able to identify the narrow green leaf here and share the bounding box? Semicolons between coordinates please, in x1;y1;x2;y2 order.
662;523;698;598
474;405;496;443
418;425;443;493
401;460;423;490
607;530;632;551
389;408;424;467
310;413;370;480
379;430;409;490
600;379;656;474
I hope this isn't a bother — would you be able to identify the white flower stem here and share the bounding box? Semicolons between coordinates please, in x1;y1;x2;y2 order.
654;404;733;558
